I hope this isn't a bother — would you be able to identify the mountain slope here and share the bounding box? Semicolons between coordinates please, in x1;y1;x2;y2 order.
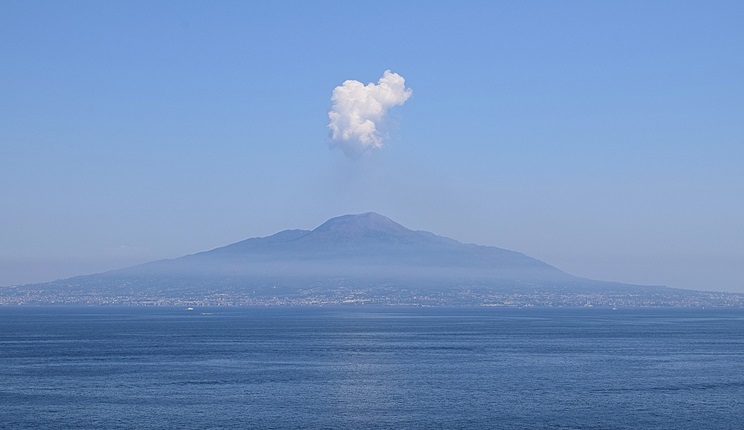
123;212;572;283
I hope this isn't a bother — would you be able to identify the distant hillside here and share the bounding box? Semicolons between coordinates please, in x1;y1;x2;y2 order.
5;213;741;307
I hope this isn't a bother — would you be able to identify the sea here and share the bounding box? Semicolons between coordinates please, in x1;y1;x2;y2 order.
1;306;742;429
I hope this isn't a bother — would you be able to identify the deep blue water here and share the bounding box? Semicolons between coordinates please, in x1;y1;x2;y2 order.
1;307;743;429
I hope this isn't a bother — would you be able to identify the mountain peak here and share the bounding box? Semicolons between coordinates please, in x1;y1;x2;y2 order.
310;212;413;239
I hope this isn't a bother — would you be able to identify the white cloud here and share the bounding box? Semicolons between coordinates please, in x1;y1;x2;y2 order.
327;70;412;156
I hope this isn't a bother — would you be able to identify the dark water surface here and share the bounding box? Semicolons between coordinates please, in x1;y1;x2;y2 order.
1;306;743;429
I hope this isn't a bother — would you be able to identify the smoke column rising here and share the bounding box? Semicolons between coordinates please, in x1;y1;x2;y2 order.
327;70;412;156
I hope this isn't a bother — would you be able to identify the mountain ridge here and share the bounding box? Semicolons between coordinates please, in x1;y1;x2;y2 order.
174;212;566;276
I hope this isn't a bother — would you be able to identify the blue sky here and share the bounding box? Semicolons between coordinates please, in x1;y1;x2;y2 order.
1;1;743;292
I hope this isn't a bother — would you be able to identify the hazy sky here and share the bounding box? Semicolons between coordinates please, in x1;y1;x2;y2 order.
2;1;743;292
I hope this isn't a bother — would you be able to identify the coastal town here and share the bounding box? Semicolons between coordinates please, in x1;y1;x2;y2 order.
3;283;742;308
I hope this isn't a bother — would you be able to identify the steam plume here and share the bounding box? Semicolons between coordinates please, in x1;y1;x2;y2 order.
327;70;412;156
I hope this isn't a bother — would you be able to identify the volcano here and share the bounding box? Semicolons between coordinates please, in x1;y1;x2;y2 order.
11;212;679;305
